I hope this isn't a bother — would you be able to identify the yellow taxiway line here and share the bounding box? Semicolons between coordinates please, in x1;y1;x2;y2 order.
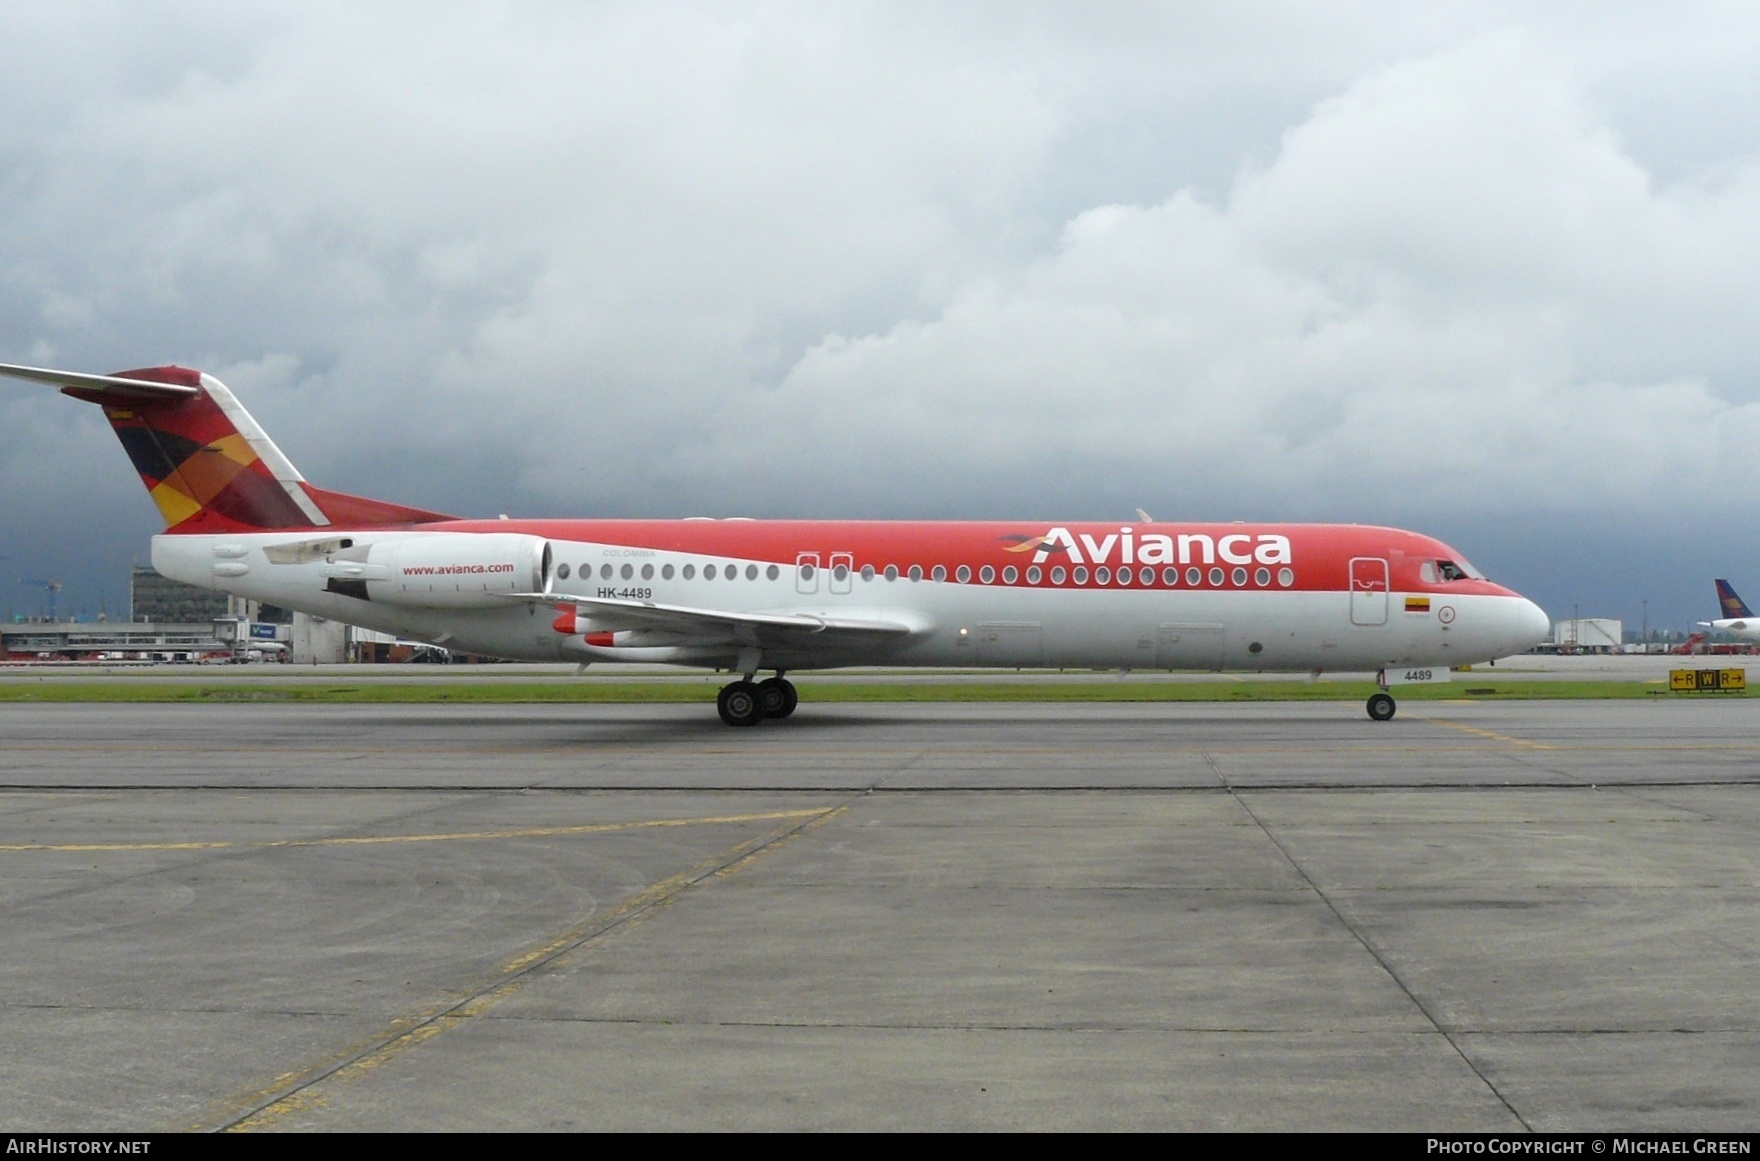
0;807;832;853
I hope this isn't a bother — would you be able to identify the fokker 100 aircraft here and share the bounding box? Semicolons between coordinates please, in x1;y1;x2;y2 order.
0;362;1550;725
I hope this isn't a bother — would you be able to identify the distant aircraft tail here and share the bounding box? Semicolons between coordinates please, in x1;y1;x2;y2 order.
1715;579;1753;620
0;362;453;533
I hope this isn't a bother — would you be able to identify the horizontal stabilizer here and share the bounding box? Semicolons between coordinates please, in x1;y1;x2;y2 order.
0;362;199;399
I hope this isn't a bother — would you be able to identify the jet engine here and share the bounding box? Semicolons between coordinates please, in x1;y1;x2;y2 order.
323;533;552;609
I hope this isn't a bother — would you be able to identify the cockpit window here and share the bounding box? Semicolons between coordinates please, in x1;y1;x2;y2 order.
1423;558;1485;583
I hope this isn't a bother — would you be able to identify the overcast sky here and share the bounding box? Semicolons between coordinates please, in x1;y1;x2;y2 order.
4;2;1759;631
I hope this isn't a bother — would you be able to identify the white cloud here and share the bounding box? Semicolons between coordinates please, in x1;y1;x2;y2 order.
645;33;1760;520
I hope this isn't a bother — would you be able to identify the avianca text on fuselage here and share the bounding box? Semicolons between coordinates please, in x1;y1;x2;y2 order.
0;360;1551;726
1022;527;1291;567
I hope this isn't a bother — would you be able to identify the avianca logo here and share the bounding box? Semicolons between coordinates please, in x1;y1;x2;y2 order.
1008;527;1293;567
402;563;516;576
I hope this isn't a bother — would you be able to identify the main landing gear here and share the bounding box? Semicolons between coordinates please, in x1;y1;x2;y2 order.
1366;692;1397;722
717;674;798;727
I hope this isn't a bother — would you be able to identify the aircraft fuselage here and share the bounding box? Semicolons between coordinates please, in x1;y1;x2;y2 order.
154;519;1548;673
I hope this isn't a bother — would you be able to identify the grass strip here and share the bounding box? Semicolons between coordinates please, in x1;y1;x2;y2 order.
0;679;1697;703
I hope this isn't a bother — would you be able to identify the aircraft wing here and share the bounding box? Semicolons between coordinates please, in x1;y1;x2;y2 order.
501;591;918;649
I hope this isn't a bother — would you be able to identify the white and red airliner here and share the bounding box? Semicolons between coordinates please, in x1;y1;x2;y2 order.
1;362;1549;724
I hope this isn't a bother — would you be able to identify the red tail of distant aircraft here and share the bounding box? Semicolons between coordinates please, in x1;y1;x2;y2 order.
1;362;1550;724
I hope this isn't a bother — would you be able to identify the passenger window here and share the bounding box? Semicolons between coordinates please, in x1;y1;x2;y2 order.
1072;566;1088;584
1186;567;1201;585
1026;566;1041;583
557;563;571;580
641;563;654;580
767;564;780;580
909;565;923;581
861;564;875;580
1117;567;1131;585
1163;567;1179;585
885;565;899;581
932;565;947;582
704;564;717;580
1278;567;1295;587
662;563;675;580
1003;565;1018;583
601;563;614;580
980;565;995;583
727;564;738;581
621;563;634;580
682;564;695;580
955;565;970;583
1231;567;1247;586
1050;566;1066;584
1094;566;1110;584
1254;567;1270;586
1140;566;1154;585
800;563;815;580
746;564;758;580
834;564;850;581
1209;567;1225;585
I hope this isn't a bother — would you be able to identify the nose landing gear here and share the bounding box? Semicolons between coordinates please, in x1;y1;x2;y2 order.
1366;692;1396;722
717;673;799;726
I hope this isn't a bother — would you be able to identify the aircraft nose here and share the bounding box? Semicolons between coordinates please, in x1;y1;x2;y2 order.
1513;597;1550;652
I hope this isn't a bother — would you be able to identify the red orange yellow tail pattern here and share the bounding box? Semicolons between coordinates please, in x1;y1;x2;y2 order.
63;365;452;533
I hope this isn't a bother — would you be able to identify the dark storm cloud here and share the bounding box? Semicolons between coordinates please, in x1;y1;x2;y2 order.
3;3;1759;629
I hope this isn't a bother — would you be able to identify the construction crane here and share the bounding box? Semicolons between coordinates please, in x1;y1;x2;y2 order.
18;578;63;621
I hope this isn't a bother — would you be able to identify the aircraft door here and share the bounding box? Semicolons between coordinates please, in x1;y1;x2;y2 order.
1350;557;1389;626
796;552;820;594
829;552;854;595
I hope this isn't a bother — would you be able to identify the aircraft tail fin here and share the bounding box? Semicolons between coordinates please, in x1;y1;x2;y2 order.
1715;579;1753;620
0;362;454;532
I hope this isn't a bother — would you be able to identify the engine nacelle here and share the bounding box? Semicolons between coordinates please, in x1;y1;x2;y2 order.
357;533;551;609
